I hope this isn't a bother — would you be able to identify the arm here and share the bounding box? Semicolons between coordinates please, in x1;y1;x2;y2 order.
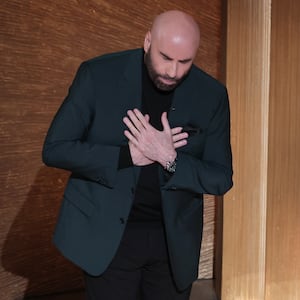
163;89;233;195
42;62;121;187
123;89;233;196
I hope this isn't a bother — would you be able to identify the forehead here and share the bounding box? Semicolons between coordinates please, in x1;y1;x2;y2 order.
152;34;197;61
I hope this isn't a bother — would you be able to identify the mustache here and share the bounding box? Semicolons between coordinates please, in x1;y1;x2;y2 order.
159;75;179;81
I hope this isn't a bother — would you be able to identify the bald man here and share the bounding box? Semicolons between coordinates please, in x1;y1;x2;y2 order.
43;10;233;300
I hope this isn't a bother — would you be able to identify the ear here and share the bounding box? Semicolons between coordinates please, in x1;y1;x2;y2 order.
144;31;151;53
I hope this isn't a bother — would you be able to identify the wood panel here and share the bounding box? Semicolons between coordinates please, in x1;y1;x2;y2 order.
0;0;224;298
223;0;300;299
222;0;271;299
266;0;300;298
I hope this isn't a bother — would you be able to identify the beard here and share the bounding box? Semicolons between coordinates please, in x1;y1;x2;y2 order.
144;50;187;92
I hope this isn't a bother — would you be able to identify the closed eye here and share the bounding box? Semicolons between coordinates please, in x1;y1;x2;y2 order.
160;52;172;61
160;52;192;64
179;58;192;64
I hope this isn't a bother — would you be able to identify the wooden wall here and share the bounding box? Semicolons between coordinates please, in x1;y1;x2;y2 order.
0;1;224;298
266;0;300;298
223;0;300;299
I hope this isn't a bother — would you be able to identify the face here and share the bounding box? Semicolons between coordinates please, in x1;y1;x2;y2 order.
144;32;196;91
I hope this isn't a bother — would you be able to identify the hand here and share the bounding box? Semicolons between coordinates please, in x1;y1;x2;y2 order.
127;114;154;166
123;109;188;167
128;141;154;166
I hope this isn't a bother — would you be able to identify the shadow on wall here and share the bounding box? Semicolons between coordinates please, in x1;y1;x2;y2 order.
2;166;84;299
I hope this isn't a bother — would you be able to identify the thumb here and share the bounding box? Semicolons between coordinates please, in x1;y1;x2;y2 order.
161;112;170;131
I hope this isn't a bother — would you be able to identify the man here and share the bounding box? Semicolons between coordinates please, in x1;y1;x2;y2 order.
42;10;233;300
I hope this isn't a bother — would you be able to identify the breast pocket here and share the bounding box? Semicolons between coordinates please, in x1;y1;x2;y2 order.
180;126;206;157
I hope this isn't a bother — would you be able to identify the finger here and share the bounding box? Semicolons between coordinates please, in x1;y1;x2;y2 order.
127;110;144;131
124;130;138;146
173;133;187;143
173;132;189;143
174;139;188;149
133;109;149;128
171;127;183;135
161;112;171;132
123;116;140;137
127;109;149;133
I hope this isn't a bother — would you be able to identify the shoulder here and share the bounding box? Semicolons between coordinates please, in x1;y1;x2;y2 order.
83;48;142;70
181;66;229;112
189;65;227;95
73;48;142;81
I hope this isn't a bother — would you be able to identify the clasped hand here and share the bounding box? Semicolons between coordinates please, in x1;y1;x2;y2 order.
123;109;188;167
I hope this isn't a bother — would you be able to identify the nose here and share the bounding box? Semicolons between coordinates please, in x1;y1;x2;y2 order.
166;62;178;79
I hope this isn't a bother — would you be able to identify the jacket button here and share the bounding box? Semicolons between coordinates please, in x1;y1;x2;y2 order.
120;218;125;224
131;187;135;194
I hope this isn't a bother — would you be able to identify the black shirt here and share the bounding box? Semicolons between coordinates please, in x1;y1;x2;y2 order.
127;62;174;223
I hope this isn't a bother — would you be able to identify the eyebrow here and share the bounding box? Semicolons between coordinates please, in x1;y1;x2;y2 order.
160;51;192;64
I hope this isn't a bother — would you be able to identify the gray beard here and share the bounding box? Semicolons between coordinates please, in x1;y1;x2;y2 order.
144;52;183;91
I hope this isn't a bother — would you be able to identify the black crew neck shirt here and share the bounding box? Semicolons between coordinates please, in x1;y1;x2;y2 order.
127;62;174;223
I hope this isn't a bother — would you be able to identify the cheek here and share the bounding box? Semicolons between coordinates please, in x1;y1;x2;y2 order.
178;65;192;78
152;60;165;75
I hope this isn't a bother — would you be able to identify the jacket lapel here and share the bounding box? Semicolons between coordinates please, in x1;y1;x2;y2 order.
168;66;197;127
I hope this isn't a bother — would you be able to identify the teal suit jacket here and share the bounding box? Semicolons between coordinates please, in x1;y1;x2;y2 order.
42;48;233;290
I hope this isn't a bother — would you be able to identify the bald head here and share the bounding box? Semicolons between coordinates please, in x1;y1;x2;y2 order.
150;10;200;52
143;11;200;91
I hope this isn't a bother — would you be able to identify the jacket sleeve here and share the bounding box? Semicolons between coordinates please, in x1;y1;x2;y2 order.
162;88;233;196
42;62;121;187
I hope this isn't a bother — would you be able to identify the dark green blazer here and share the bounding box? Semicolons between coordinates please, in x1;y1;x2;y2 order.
42;48;233;291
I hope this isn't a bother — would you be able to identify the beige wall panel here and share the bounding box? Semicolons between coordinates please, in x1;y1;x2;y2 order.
266;0;300;298
223;0;300;299
0;1;223;298
222;0;271;299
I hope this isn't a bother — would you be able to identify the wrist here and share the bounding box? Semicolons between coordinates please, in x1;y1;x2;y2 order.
164;152;177;173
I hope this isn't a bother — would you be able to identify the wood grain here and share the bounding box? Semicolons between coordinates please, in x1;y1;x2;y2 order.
266;0;300;298
223;0;271;299
0;0;223;298
223;0;300;299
